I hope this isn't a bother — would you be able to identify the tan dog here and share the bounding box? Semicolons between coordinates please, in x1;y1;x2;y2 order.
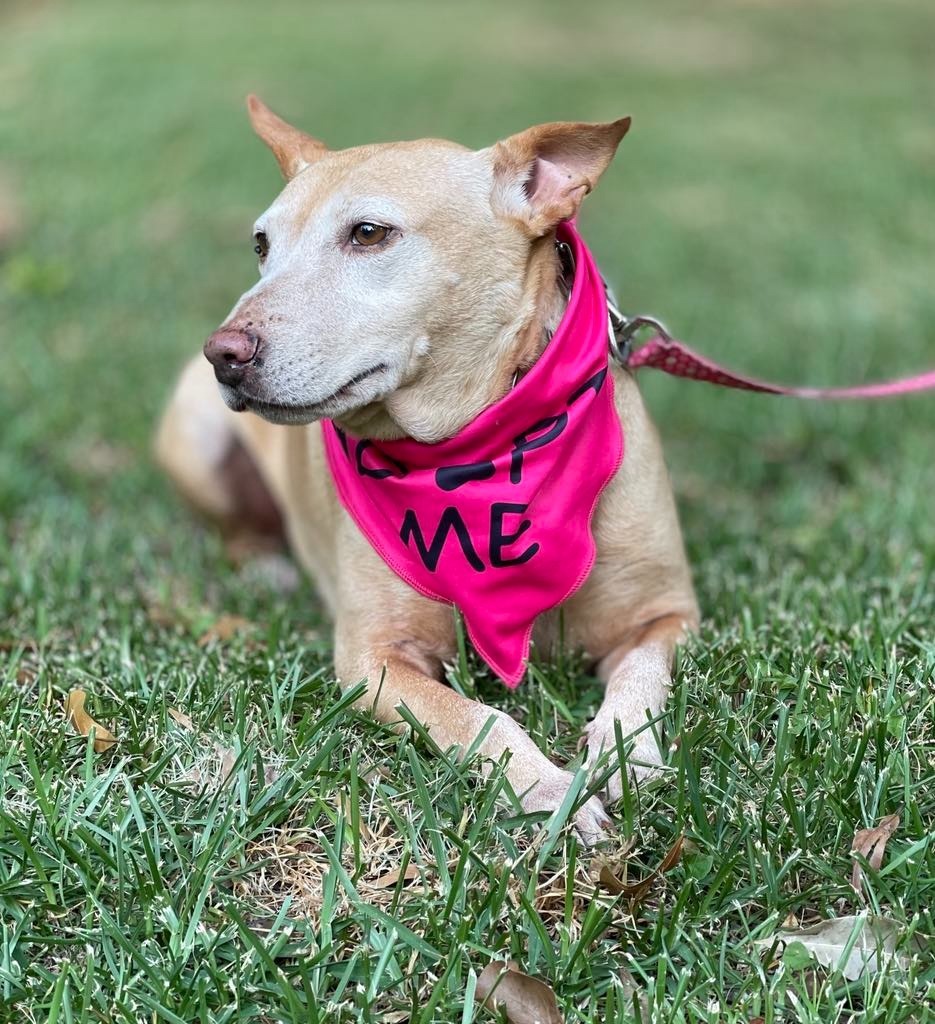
156;97;698;839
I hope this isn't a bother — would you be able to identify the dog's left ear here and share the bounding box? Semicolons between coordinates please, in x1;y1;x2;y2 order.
247;94;329;180
490;118;631;236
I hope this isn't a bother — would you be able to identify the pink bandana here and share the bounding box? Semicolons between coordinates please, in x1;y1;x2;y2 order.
322;223;622;686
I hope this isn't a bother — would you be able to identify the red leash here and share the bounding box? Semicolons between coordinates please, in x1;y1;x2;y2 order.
613;315;935;399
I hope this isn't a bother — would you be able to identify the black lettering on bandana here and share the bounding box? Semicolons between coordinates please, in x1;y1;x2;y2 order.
356;440;409;480
400;507;485;572
567;367;607;405
490;502;539;567
435;461;496;492
509;413;568;484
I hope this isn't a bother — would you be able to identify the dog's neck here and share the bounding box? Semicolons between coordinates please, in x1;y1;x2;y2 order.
334;237;567;443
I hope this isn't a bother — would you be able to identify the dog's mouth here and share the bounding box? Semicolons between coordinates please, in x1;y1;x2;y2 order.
224;362;390;424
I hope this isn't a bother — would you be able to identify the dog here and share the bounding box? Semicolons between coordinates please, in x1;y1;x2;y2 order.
156;96;699;840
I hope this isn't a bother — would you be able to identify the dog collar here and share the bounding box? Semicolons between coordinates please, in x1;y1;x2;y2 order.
321;222;623;686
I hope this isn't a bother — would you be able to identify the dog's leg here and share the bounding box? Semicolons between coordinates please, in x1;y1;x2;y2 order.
335;607;610;843
582;614;689;800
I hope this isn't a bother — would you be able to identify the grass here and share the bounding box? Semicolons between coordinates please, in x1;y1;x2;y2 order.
1;0;934;1020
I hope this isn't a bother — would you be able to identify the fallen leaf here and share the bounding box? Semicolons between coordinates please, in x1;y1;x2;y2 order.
592;837;639;894
198;614;253;646
167;707;195;730
598;862;627;895
64;689;117;752
179;766;204;787
0;637;37;653
371;864;421;889
218;745;237;784
597;835;684;904
147;600;183;629
477;960;563;1024
851;813;900;894
657;836;684;873
755;914;917;981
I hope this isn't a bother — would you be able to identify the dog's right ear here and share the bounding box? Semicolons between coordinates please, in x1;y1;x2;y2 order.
247;95;328;180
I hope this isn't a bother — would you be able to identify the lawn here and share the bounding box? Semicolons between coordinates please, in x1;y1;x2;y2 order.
1;0;933;1021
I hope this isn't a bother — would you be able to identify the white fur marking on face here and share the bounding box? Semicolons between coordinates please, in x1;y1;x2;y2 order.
214;141;555;440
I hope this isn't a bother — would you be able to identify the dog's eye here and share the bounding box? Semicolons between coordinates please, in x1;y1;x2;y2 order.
351;222;389;247
254;231;269;259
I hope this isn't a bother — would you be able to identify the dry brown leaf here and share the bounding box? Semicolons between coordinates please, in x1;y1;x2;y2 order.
599;835;684;904
167;707;195;730
147;601;182;629
754;914;917;981
0;637;37;653
851;813;900;893
477;960;563;1024
597;862;628;896
621;874;656;903
198;614;253;646
217;745;237;784
591;836;647;896
370;864;421;890
658;835;685;872
64;689;117;752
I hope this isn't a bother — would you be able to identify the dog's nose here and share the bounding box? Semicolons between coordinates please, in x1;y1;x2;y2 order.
204;328;260;387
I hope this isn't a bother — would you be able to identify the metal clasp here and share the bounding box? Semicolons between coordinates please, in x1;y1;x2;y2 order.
557;239;670;366
556;240;576;299
606;292;671;366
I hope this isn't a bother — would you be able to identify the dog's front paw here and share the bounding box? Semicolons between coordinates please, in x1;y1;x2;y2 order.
582;712;665;801
521;770;610;846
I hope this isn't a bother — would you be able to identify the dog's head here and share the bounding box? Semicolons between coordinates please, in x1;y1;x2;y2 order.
205;96;630;441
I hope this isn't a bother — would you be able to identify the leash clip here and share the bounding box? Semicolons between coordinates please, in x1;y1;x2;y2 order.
607;296;671;366
555;240;576;299
561;238;670;366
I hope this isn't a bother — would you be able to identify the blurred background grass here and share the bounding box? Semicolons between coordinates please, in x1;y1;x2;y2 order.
1;0;933;558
